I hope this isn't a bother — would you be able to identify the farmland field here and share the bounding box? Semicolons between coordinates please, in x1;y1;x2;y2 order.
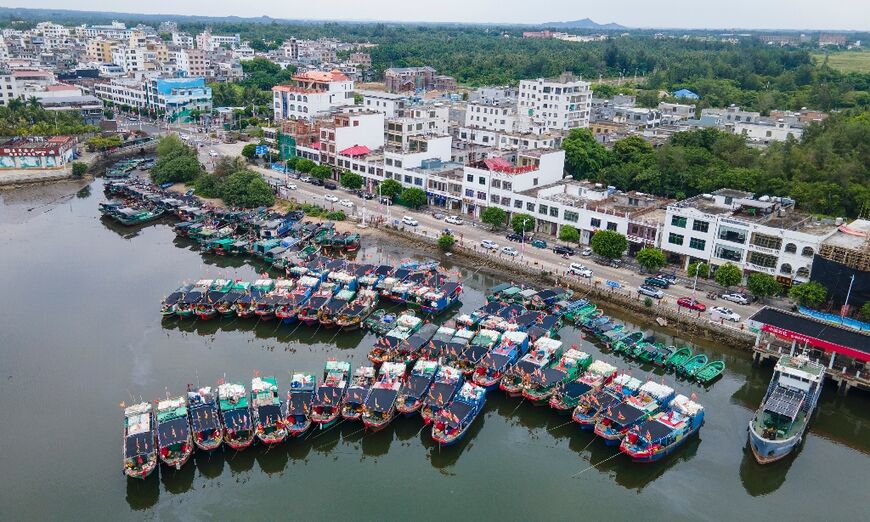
813;51;870;73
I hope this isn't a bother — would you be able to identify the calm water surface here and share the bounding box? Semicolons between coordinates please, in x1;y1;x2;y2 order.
0;180;867;520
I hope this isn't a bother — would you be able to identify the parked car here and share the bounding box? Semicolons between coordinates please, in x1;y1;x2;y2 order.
500;246;519;256
310;178;324;186
710;306;741;322
361;192;375;200
339;199;354;208
657;271;678;282
608;258;623;268
379;196;394;205
644;276;671;289
286;183;297;190
568;263;592;278
721;293;751;305
638;285;664;299
506;232;530;242
324;194;339;203
581;247;593;256
324;181;337;190
553;245;575;256
481;239;499;250
531;239;547;249
208;150;219;157
432;212;445;220
677;297;707;312
401;216;418;227
299;175;312;183
445;215;463;225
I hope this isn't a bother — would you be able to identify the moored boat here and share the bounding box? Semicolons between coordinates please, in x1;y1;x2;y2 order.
215;281;250;317
455;329;501;376
500;337;562;397
335;288;379;330
472;330;530;390
251;376;287;444
310;360;351;428
194;279;233;320
695;360;726;384
677;354;709;378
549;360;617;414
421;365;463;423
397;359;440;415
522;348;592;404
297;282;338;326
594;381;675;445
284;372;316;437
572;374;643;429
620;394;705;462
319;287;356;328
122;402;157;479
187;387;223;451
155;395;193;469
161;283;193;317
664;346;693;370
361;362;406;431
420;281;463;315
431;382;487;446
217;382;254;450
341;366;377;421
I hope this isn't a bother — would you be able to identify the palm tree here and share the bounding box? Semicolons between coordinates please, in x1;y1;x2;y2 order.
26;96;41;109
7;98;24;112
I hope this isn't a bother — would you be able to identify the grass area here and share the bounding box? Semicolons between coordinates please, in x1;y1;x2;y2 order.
813;51;870;73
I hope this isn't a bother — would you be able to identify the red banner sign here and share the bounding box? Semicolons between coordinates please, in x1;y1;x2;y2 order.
761;324;869;362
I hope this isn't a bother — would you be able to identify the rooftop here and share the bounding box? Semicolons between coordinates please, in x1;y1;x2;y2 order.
821;219;870;250
292;69;350;83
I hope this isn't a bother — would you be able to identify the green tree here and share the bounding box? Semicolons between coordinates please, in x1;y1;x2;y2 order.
510;213;535;234
687;261;710;279
747;272;783;301
438;233;456;251
400;187;427;209
151;154;202;185
558;224;580;244
481;207;507;229
241;143;259;160
562;128;610;179
71;162;87;178
714;263;743;289
788;281;828;309
220;169;275;207
310;164;332;180
193;173;223;198
636;247;666;273
156;134;187;157
590;230;628;259
340;171;364;190
860;301;870;321
378;179;403;199
295;158;316;173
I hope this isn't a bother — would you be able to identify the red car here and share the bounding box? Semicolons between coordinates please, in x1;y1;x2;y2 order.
677;297;707;311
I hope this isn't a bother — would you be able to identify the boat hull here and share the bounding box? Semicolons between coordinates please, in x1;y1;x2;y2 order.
748;422;801;464
621;426;701;462
224;434;254;451
256;429;288;445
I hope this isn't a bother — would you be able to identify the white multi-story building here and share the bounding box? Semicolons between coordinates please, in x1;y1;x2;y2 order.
0;73;21;106
464;100;517;132
358;90;407;117
176;48;210;78
518;73;592;131
93;78;148;109
78;21;133;40
171;32;194;48
196;30;240;51
700;105;760;124
317;109;385;168
34;22;70;39
272;70;354;121
732;120;803;145
111;45;145;73
661;189;836;284
658;102;696;121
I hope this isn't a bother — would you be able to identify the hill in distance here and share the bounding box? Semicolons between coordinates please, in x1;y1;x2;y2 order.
543;18;626;30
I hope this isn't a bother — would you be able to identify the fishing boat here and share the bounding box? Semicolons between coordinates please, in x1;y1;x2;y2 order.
420;281;463;315
612;331;646;354
297;282;338;326
335;289;379;330
594;381;675;445
255;279;294;321
431;382;487;446
524;314;562;342
677;354;709;378
522;348;592;404
319;287;356;328
368;312;423;364
111;207;166;226
187;387;223;451
479;303;526;332
620;394;705;462
572;374;643;429
664;346;693;370
284;372;316;437
455;329;501;376
174;280;209;319
421;365;463;424
122;402;157;479
394;322;440;365
397;359;440;416
235;278;275;318
472;331;531;390
341;366;377;421
361;362;406;431
215;281;251;317
194;279;233;320
455;301;505;330
364;309;397;335
748;355;825;464
529;287;571;310
549;360;618;414
155;396;193;469
161;283;193;317
358;265;392;289
310;360;351;428
695;360;726;384
217;382;254;450
251;376;287;444
500;337;563;398
276;275;320;323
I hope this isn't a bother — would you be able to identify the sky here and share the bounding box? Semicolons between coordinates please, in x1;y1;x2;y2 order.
7;0;869;31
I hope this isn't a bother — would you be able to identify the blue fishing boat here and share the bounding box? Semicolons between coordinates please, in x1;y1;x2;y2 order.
455;329;501;376
472;330;530;390
421;366;463;424
276;275;320;323
431;382;487;446
549;360;618;414
454;301;504;330
620;394;705;462
396;359;440;416
341;366;377;421
362;362;406;431
420;281;463;315
187;386;223;451
310;360;351;429
594;381;675;445
572;374;642;429
284;372;316;437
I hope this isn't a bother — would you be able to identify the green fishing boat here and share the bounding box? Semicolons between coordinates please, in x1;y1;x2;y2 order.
611;331;644;353
665;346;692;370
695;360;725;384
565;303;596;323
206;237;235;255
112;207;165;226
678;354;709;377
635;342;664;362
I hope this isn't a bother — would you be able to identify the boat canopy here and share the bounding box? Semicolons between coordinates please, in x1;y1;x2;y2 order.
442;401;475;428
313;386;344;407
157;417;190;447
670;394;704;416
125;432;154;458
286;390;313;415
562;380;593;399
763;385;805;420
221;408;252;430
366;387;398;413
588;360;617;377
638;381;675;402
189;403;221;432
257;404;282;426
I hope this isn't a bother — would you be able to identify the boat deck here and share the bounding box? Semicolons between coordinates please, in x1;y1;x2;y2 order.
752;410;806;440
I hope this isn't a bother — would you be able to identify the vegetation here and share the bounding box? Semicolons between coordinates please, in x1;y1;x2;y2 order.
813;51;870;74
481;207;508;229
558;224;580;244
688;262;710;279
861;301;870;321
86;135;122;151
510;213;535;234
0;97;97;136
241;143;259;160
378;179;403;200
295;158;316;173
788;281;828;308
71;162;88;178
714;263;743;289
325;210;347;221
340;171;364;190
636;247;666;273
310;164;332;180
747;272;783;300
590;230;628;259
151;135;202;185
400;187;427;209
193;155;274;207
438;233;456;251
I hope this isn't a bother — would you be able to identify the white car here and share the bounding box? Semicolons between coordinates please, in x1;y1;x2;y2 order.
710;306;741;322
324;194;339;203
401;216;418;226
445;215;464;225
208;150;219;157
480;239;499;250
286;183;297;190
581;247;593;256
339;199;354;207
500;246;519;256
568;263;593;278
721;293;751;305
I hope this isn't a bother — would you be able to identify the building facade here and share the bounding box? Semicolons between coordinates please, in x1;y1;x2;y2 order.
518;73;592;131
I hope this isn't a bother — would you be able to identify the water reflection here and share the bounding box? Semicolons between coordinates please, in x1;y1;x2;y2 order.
739;441;792;496
160;460;195;495
161;316;370;348
193;449;225;479
125;476;159;511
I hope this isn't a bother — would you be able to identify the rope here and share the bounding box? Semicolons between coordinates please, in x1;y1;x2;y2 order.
547;419;576;432
506;398;525;416
307;418;346;442
570;450;622;477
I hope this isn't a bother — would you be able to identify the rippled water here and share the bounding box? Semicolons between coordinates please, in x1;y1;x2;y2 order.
0;179;867;519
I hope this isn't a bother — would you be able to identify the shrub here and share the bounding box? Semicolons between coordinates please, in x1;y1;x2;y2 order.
71;162;87;178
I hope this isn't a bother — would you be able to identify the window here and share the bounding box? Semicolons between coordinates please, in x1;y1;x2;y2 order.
491;179;501;189
467;173;473;182
477;191;486;200
514;200;523;209
748;251;778;268
671;216;687;228
590;218;601;228
564;211;579;223
501;197;511;206
689;238;706;250
394;161;402;168
414;178;423;186
784;243;797;254
780;263;792;274
538;204;548;215
526;202;535;212
801;246;814;257
533;178;538;186
751;233;782;250
503;181;512;191
490;194;500;203
404;175;412;184
668;233;684;246
692;220;709;233
479;176;485;185
465;189;474;197
606;222;617;231
550;207;559;218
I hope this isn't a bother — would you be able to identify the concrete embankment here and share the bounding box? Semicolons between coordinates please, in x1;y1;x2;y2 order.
377;224;756;350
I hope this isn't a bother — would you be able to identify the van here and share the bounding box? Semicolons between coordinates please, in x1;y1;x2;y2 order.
644;276;670;289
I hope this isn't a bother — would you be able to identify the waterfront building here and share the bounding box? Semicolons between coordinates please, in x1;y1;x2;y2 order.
0;136;77;169
145;77;213;120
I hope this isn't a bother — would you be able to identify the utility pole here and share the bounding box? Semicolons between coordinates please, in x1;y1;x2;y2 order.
841;274;856;317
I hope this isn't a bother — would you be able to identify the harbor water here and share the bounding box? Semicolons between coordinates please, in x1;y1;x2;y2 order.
0;179;868;520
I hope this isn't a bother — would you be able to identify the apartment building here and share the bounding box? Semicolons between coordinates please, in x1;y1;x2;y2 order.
732;120;803;144
111;46;145;73
171;33;195;48
661;189;836;285
176;48;210;78
358;90;407;117
272;69;354;121
93;78;148;109
317;109;385;169
86;38;114;62
196;30;240;52
518;73;592;131
700;105;760;124
145;77;212;118
0;72;21;105
658;102;696;121
383;66;455;93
